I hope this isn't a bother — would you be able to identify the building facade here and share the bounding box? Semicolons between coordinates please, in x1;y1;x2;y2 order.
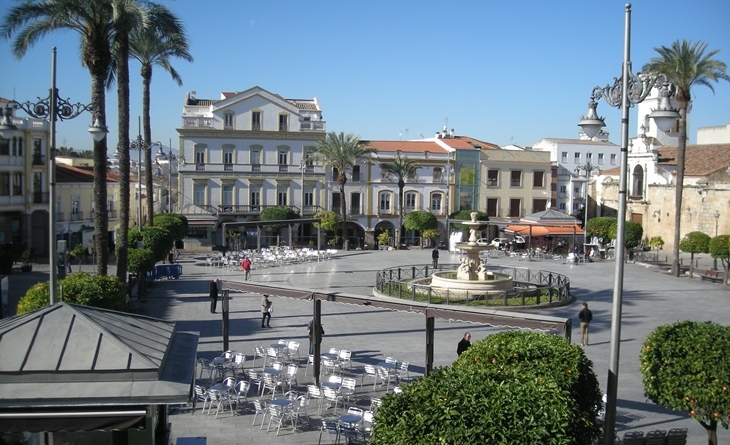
176;86;327;247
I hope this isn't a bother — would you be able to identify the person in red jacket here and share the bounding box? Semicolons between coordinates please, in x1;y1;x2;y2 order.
241;257;252;280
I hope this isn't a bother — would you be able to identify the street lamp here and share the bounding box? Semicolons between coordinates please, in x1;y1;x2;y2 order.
574;152;600;248
577;5;680;445
130;124;161;230
155;142;175;213
714;210;720;270
0;47;106;305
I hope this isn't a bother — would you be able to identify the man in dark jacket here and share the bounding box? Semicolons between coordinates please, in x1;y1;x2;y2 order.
578;302;593;346
457;332;471;356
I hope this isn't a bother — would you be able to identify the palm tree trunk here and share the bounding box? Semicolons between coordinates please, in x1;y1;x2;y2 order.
91;70;109;276
671;104;688;277
143;66;154;226
115;30;131;284
339;180;347;250
397;181;405;250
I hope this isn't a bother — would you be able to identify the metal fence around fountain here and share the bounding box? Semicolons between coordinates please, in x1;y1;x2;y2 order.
375;264;571;307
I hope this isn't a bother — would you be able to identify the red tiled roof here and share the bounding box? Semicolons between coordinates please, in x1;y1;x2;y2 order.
56;164;122;183
364;140;449;154
439;136;500;150
657;144;730;176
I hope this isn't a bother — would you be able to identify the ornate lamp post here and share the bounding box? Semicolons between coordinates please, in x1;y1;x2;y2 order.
577;5;679;444
574;152;600;248
0;47;106;305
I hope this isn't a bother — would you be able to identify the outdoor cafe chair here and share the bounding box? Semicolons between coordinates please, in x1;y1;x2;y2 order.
284;364;299;391
247;369;263;395
622;431;645;445
193;384;211;414
376;365;393;392
287;340;301;363
232;380;251;413
319;419;340;445
252;399;269;427
266;404;292;436
361;364;377;388
340;377;357;406
230;352;246;377
396;361;410;383
666;428;688;445
197;358;216;382
645;430;667;445
261;373;283;399
292;395;310;429
252;346;266;368
328;347;341;356
307;384;324;413
323;386;343;413
206;389;233;419
322;356;342;376
338;349;353;370
305;354;316;376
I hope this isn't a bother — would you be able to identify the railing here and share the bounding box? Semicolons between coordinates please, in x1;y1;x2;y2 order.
299;121;326;131
279;165;288;172
215;204;319;216
195;163;205;171
375;264;571;307
70;212;84;221
224;163;233;172
108;210;117;219
182;117;213;128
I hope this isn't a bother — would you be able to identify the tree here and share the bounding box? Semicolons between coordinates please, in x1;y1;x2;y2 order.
153;213;187;242
380;153;421;249
708;235;730;286
586;216;617;244
642;40;729;277
313;210;339;233
3;0;115;275
259;206;299;245
404;210;438;247
448;210;488;235
371;331;602;444
313;132;375;249
608;220;643;249
679;231;711;278
130;6;192;227
641;321;730;445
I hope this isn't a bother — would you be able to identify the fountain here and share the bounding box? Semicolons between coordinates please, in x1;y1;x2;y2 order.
429;212;514;293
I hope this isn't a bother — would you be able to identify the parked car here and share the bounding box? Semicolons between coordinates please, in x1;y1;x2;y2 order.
476;238;491;246
491;237;509;248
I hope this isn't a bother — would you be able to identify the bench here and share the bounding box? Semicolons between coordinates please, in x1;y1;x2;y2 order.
700;269;723;283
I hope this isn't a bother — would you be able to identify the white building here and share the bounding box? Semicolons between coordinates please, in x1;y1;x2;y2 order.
176;86;327;247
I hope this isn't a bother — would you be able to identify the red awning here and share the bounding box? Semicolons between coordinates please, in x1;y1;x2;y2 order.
505;224;583;237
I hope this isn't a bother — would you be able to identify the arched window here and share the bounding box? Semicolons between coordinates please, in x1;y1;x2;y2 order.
632;165;644;198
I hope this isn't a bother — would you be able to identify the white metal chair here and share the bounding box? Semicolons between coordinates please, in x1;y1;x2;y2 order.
361;364;378;388
252;399;269;427
232;380;250;413
319;419;340;445
252;346;266;368
260;373;282;399
338;349;353;370
206;389;233;419
305;354;316;376
266;404;292;436
396;360;410;383
287;340;301;363
193;384;211;414
322;357;342;376
307;384;324;413
322;386;343;413
341;377;357;406
292;395;310;430
284;364;299;391
376;366;393;392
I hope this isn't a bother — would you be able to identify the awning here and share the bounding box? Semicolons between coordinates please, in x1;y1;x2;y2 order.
0;408;147;433
505;224;583;237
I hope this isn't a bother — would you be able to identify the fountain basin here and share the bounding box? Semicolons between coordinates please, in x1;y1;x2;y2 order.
430;270;514;291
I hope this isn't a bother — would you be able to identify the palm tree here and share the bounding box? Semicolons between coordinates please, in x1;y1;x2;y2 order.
313;132;375;249
642;40;729;277
2;0;115;275
380;153;421;249
130;6;192;227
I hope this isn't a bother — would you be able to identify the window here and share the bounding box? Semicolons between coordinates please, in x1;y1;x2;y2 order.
632;165;644;198
404;192;417;211
486;198;498;217
561;152;568;163
433;167;443;183
574;152;581;163
532;198;548;213
559;185;567;194
0;172;9;196
277;189;287;206
332;192;341;214
224;113;234;128
610;154;617;165
32;139;43;165
509;198;521;218
333;167;340;181
574;186;581;196
510;170;522;187
250;190;260;210
598;153;605;165
380;168;390;181
459;167;475;185
251;148;261;171
430;193;442;212
487;169;498;186
278;149;288;172
304;191;313;207
350;192;361;215
252;111;261;131
573;202;580;211
0;138;8;155
193;184;205;206
352;165;360;182
587;152;593;163
12;172;22;195
559;203;566;210
278;114;288;132
379;192;391;213
222;185;233;206
194;147;205;164
223;147;234;171
533;171;544;188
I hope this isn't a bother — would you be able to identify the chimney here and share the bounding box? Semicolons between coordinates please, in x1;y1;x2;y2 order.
450;128;455;138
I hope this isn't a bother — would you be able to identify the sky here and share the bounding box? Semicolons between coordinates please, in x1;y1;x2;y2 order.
1;0;729;155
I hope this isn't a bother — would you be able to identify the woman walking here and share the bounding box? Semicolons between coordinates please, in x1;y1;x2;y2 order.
209;279;219;313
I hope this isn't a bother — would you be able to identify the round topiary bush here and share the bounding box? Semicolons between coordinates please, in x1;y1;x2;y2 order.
16;273;127;315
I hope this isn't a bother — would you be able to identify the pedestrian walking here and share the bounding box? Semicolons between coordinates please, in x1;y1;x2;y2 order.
457;332;471;356
261;294;272;328
241;256;252;281
209;279;219;313
578;302;593;346
307;319;325;354
432;247;440;269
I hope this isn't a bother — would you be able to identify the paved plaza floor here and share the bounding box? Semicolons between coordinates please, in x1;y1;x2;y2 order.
4;249;728;444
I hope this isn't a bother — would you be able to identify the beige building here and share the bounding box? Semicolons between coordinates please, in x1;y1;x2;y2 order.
0;101;51;259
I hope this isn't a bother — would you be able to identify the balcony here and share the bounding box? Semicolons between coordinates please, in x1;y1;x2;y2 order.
252;164;261;172
224;163;233;172
195;163;205;171
182;117;212;128
279;164;288;173
108;210;117;219
70;211;84;221
299;120;326;132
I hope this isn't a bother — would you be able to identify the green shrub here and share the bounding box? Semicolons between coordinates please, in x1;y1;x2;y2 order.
16;281;51;314
371;331;602;445
16;273;126;315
